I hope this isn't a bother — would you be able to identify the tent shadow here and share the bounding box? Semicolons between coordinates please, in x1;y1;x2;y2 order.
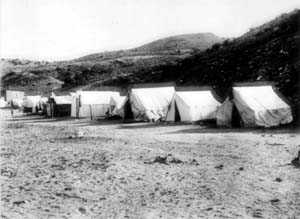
167;126;300;135
7;116;50;122
7;116;76;124
117;122;193;129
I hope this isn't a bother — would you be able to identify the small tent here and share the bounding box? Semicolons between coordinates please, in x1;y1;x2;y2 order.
166;87;221;122
71;91;120;118
47;96;72;117
4;90;24;103
0;98;7;108
22;96;41;113
216;85;293;127
109;95;129;118
11;98;23;109
130;84;175;121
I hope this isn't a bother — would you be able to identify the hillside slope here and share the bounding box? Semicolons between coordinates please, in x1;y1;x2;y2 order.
0;33;221;93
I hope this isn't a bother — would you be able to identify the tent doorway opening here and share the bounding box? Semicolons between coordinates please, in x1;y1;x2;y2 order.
174;102;181;122
123;100;134;120
231;104;242;127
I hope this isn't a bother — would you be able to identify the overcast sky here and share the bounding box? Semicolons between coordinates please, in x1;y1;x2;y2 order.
1;0;299;61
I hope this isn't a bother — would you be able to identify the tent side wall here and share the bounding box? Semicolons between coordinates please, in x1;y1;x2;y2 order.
130;87;175;121
232;94;256;127
167;91;221;122
216;98;234;127
5;91;24;102
49;104;71;117
233;86;293;127
130;93;171;121
78;104;110;118
254;108;293;127
130;93;146;121
173;94;191;122
74;91;120;118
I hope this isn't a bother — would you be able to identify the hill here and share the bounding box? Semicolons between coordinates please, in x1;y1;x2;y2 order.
135;33;222;52
0;33;221;93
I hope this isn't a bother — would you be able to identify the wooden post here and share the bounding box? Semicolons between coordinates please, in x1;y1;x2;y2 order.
51;102;54;118
89;105;93;120
76;97;79;118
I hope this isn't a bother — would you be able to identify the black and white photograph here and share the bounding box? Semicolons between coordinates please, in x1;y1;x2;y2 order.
0;0;300;218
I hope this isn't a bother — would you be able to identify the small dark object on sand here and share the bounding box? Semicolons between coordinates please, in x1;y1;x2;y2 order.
144;154;183;165
152;156;168;164
239;167;244;171
291;150;300;168
270;198;280;204
215;164;224;170
13;200;26;206
78;207;86;214
166;154;183;164
275;177;282;182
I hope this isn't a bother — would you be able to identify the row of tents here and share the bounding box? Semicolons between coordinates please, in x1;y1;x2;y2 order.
1;82;293;128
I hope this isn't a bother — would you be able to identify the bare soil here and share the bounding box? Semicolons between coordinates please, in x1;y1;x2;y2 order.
1;109;299;219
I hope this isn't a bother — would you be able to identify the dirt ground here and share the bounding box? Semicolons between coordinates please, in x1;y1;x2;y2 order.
1;109;300;219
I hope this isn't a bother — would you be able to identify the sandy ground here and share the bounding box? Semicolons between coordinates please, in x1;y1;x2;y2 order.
1;109;300;219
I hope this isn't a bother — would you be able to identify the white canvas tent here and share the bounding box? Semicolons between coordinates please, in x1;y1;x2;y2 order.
109;95;128;118
71;91;120;118
216;85;293;127
166;89;221;122
130;86;175;121
22;96;41;113
0;98;7;108
11;98;23;108
4;90;24;102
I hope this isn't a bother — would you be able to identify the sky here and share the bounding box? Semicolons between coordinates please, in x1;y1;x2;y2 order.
1;0;299;61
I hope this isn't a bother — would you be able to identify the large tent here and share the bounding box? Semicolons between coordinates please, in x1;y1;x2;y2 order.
130;84;175;121
47;96;72;117
216;85;293;127
166;87;221;122
109;95;129;118
22;96;41;113
71;91;120;118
